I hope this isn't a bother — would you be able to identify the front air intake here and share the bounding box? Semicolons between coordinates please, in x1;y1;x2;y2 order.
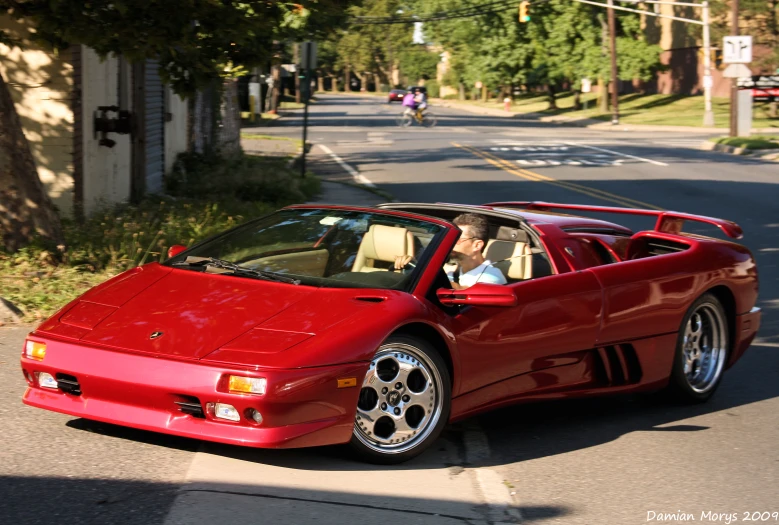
55;373;82;396
174;395;205;418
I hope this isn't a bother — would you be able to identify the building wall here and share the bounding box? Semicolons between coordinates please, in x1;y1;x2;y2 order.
0;17;74;215
80;48;133;215
164;88;189;175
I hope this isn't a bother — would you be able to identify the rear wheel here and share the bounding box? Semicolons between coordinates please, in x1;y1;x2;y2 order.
349;335;451;464
422;112;437;128
667;293;729;402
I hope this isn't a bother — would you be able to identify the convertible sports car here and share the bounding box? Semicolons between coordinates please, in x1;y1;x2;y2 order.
20;201;761;463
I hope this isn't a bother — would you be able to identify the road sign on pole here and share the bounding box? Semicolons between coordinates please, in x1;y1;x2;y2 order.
723;35;752;64
722;63;752;78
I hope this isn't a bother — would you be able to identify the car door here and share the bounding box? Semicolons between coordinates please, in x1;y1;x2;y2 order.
452;270;602;397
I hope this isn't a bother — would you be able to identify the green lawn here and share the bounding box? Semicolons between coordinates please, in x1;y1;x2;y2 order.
442;93;779;129
711;135;779;150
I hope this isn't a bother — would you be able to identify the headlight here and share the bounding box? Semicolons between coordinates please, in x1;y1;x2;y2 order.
228;375;267;395
25;341;46;361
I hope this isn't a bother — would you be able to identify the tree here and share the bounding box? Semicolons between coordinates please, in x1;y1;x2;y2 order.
0;0;349;252
399;44;440;84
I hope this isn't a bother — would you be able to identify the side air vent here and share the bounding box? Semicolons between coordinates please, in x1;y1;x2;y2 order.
55;373;82;396
174;395;205;418
593;344;642;387
355;296;386;303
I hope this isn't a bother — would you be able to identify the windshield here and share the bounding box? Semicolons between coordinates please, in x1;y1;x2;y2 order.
165;208;446;290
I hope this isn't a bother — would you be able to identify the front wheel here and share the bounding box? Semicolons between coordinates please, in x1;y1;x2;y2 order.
667;293;729;403
349;335;451;464
421;112;437;128
396;114;413;127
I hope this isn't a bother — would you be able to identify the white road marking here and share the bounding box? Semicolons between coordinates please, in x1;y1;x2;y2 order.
317;144;376;187
563;141;669;166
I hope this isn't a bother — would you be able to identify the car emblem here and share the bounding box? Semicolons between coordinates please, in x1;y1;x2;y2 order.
149;331;164;340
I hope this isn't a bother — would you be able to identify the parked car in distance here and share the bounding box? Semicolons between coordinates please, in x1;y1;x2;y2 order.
387;89;407;103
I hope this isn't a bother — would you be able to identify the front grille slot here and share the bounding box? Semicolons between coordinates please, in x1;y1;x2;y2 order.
175;396;205;418
55;373;82;396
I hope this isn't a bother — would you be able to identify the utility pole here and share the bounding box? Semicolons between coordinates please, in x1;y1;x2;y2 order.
607;0;619;124
730;0;740;137
702;1;715;126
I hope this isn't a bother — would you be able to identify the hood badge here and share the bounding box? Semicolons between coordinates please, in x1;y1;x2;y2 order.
149;331;164;340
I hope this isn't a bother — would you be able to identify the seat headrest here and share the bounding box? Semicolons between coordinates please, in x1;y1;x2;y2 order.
485;240;520;263
362;224;411;262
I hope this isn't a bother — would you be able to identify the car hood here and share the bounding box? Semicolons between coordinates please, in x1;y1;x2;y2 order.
41;263;392;363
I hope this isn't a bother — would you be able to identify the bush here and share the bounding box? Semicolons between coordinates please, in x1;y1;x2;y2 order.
167;151;320;206
1;151;322;322
425;80;440;98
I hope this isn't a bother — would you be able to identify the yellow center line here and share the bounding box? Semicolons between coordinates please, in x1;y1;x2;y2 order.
452;142;664;211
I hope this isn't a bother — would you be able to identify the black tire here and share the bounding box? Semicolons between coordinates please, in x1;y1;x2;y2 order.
349;334;451;464
422;112;437;128
666;293;730;403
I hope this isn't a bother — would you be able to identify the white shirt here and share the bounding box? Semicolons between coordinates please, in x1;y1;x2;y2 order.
447;260;507;288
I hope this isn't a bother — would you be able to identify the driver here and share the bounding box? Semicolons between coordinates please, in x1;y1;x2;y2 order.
395;213;506;289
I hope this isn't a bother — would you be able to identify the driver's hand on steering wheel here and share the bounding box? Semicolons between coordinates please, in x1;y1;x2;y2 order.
393;255;414;270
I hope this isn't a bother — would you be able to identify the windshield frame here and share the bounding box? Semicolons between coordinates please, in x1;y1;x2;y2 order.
162;206;454;293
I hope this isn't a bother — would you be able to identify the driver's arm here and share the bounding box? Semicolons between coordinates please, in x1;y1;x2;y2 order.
393;255;414;270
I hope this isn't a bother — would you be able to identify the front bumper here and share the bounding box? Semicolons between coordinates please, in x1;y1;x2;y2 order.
20;336;366;449
728;306;761;368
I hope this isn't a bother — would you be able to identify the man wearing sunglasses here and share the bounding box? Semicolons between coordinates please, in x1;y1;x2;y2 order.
395;212;506;289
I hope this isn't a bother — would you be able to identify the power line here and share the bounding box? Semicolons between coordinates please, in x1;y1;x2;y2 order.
351;0;517;25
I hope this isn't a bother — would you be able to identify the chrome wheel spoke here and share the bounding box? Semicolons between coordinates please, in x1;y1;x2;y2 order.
353;342;444;455
681;302;728;394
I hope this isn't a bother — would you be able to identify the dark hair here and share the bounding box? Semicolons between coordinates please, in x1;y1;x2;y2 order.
453;213;489;242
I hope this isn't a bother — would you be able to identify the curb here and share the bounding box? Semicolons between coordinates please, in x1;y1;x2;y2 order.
699;141;779;161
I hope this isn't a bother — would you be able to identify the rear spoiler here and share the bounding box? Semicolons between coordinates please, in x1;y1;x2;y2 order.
484;201;743;240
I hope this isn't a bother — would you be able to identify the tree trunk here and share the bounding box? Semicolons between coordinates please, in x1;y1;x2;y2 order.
573;90;582;110
317;74;324;93
546;84;557;110
598;77;609;112
329;74;338;93
0;71;65;253
344;66;350;92
459;82;465;100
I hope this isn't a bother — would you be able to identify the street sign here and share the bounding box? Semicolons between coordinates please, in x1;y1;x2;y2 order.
723;36;752;64
722;63;752;78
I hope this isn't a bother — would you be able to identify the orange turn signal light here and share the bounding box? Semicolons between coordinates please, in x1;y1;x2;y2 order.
25;340;46;361
337;377;357;388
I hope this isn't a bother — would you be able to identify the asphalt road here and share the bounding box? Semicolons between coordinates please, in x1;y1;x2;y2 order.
268;94;779;522
2;94;777;525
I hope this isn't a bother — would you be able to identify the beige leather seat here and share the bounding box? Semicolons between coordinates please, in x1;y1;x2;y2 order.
352;224;415;273
484;239;533;281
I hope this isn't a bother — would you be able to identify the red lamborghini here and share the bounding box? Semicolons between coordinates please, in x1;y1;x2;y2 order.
20;202;761;463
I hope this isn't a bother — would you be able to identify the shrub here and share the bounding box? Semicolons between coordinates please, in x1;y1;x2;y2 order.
425;80;440;98
1;151;321;322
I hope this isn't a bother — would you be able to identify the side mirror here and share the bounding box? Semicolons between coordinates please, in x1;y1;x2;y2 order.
436;283;517;307
167;245;187;258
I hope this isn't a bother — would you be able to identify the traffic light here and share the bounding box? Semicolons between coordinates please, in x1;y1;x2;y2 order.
519;1;530;23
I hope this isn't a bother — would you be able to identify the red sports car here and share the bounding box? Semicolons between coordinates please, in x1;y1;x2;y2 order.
20;202;761;463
